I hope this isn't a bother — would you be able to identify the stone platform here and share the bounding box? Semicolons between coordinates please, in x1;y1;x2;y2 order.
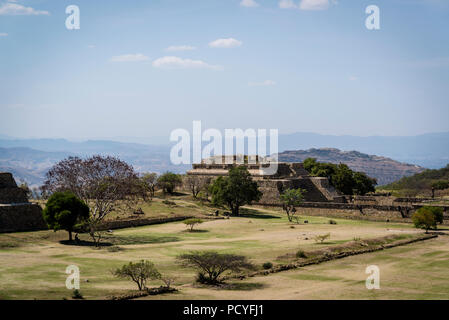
186;157;344;204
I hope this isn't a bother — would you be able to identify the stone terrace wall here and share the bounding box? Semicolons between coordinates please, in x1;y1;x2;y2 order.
0;204;47;233
257;178;330;204
0;172;28;204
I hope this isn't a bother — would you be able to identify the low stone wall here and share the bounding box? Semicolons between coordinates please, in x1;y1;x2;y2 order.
97;215;195;231
293;206;410;223
0;204;47;233
259;201;449;223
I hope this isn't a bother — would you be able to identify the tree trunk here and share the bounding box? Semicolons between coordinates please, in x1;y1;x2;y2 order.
68;230;73;242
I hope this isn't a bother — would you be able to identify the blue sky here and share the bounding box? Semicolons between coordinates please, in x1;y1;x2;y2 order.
1;0;449;141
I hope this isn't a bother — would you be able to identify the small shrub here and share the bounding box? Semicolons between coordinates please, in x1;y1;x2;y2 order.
183;218;204;231
314;233;331;243
72;289;83;299
329;219;337;225
262;262;273;269
196;272;209;284
412;206;444;233
353;236;361;242
296;250;307;259
112;260;161;291
162;200;177;206
177;251;254;284
161;277;175;289
107;246;123;252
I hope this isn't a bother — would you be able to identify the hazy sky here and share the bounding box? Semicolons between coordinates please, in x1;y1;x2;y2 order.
1;0;449;141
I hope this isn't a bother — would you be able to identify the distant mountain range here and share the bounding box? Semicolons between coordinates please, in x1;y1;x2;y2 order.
278;148;424;185
0;140;189;187
278;132;449;169
0;131;448;187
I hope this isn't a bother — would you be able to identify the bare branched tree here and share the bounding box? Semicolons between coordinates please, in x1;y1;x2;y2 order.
42;155;146;246
140;172;158;199
185;176;211;199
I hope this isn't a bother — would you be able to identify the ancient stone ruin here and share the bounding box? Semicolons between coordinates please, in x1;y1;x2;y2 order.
0;172;46;233
186;156;345;205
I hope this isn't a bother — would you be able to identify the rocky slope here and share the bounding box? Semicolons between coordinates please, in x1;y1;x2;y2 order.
277;148;425;185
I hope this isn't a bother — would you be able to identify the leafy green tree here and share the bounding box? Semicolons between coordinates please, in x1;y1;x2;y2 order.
412;206;444;233
42;191;89;241
303;158;376;195
177;251;254;284
303;158;318;173
432;180;449;191
112;260;161;291
157;172;182;195
209;166;262;215
353;172;377;195
330;164;356;195
280;188;306;222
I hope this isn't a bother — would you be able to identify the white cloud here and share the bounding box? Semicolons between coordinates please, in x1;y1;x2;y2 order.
279;0;297;9
109;53;150;62
240;0;259;8
0;32;8;37
152;56;223;70
209;38;242;48
87;45;96;49
249;80;276;86
165;45;196;52
0;3;50;15
299;0;330;11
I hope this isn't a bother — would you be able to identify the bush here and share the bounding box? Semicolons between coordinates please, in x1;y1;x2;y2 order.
162;199;176;206
329;219;337;225
296;250;307;259
177;251;254;284
314;233;331;243
262;262;273;270
107;246;123;252
183;218;204;231
412;206;444;232
112;260;161;291
72;289;83;299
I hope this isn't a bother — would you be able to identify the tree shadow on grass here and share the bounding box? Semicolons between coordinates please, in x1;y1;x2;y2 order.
59;240;113;247
237;208;280;219
107;235;180;245
181;229;209;233
218;282;266;291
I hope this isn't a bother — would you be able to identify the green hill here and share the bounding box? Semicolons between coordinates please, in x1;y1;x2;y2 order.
380;164;449;196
